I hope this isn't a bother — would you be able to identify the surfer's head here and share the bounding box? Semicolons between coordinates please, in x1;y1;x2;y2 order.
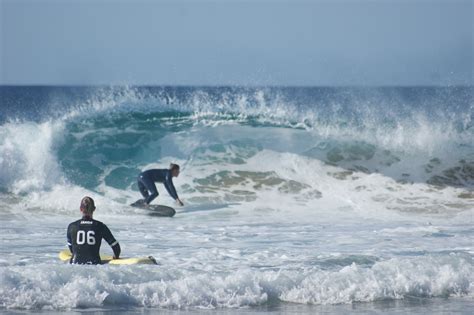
170;163;180;177
80;196;96;216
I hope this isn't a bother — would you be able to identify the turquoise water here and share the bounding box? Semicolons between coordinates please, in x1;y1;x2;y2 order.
0;86;473;313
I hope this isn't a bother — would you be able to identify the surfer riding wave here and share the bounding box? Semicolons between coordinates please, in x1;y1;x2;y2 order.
137;163;184;206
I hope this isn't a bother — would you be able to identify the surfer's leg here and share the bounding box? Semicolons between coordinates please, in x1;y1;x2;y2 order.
142;176;159;204
145;185;159;204
137;177;149;199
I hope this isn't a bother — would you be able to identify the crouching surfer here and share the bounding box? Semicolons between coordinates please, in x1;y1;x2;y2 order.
67;196;121;264
137;163;184;206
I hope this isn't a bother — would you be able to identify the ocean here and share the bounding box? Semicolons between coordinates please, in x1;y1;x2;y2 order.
0;86;473;314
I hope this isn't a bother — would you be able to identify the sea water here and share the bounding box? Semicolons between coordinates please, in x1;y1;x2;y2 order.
0;86;473;314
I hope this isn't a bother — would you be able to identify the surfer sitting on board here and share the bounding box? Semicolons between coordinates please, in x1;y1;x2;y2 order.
137;163;184;206
67;196;121;264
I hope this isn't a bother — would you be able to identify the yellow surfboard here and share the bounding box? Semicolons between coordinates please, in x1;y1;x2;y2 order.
59;249;158;265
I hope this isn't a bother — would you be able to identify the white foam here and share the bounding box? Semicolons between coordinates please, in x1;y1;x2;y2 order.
0;121;65;193
280;256;473;305
0;256;471;310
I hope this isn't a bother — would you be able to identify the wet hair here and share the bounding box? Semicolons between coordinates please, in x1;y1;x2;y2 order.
169;163;180;172
80;196;96;215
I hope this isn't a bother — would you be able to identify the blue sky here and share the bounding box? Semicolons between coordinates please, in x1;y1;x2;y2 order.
1;0;472;86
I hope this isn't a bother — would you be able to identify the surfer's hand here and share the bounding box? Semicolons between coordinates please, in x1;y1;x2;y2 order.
176;199;184;206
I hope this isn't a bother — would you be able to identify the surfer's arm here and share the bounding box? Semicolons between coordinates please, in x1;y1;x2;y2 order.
164;174;179;201
165;182;183;205
111;243;121;259
102;224;121;259
66;224;73;253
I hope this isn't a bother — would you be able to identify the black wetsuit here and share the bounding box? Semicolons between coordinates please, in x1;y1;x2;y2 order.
137;169;179;204
67;216;121;264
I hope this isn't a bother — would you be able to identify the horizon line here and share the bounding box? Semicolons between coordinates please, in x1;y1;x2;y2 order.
1;84;473;89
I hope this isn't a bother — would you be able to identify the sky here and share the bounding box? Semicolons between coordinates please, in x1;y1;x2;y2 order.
1;0;472;86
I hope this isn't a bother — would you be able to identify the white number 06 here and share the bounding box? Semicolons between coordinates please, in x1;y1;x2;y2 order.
77;230;96;245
